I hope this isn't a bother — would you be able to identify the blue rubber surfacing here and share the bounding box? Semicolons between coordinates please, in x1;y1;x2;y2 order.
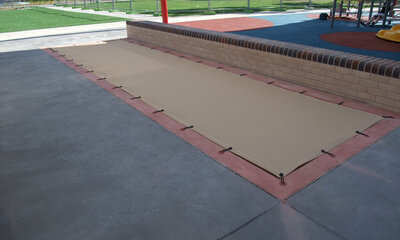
231;13;400;61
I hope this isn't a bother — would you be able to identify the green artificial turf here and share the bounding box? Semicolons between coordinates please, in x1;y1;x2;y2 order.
0;7;128;33
72;0;332;13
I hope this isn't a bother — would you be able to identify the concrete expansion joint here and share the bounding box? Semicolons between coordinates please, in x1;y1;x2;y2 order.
216;208;272;240
112;86;122;89
285;203;349;240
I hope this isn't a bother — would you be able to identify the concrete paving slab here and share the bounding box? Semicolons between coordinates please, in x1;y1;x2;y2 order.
0;28;126;53
224;203;343;240
0;50;278;240
0;22;126;41
288;127;400;240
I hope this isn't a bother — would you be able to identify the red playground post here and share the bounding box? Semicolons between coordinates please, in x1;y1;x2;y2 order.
160;0;169;24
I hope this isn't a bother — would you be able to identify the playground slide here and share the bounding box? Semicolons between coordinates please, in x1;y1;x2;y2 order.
377;25;400;42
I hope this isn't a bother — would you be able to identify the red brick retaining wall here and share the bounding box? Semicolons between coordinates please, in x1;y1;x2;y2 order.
127;20;400;113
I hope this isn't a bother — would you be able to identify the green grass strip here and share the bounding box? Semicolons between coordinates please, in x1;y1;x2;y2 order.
74;0;332;13
0;7;128;33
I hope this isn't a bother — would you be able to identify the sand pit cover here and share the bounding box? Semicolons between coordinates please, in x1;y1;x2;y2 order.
56;40;381;176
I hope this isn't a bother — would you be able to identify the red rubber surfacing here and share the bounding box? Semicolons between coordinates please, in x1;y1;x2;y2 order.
306;13;321;19
321;32;400;52
173;17;273;32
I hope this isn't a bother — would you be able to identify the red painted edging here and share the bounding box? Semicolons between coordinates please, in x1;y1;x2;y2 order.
43;44;400;200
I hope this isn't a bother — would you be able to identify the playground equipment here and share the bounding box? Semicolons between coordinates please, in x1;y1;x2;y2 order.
376;24;400;41
330;0;398;27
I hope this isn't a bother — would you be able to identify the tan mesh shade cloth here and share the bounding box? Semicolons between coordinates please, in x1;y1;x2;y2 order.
56;40;381;176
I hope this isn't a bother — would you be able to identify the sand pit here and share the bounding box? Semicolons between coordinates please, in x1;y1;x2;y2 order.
56;40;381;176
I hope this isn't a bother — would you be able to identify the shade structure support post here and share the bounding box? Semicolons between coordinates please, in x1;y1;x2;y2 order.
356;0;364;28
331;0;337;27
161;0;168;23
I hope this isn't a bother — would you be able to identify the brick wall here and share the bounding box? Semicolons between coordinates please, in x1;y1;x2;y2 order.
126;21;400;113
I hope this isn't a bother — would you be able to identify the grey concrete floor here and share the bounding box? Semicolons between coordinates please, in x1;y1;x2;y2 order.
227;127;400;240
288;128;400;240
0;48;399;239
0;24;127;52
0;50;275;240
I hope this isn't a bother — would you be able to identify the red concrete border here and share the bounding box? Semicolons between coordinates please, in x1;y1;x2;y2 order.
43;42;400;200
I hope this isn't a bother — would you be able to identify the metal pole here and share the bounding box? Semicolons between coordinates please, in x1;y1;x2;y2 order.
84;0;87;8
280;0;282;9
309;0;312;9
378;0;382;11
247;0;250;9
96;0;99;9
382;0;390;26
356;0;364;28
160;0;168;23
339;0;343;17
112;0;115;10
347;0;350;16
331;0;337;27
369;0;375;19
129;0;133;11
65;0;67;5
208;0;211;10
